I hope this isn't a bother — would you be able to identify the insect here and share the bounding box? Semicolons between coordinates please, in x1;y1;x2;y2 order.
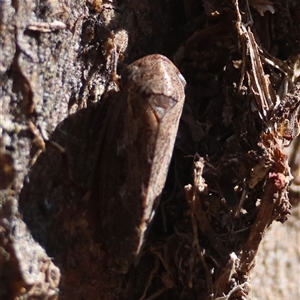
97;54;186;273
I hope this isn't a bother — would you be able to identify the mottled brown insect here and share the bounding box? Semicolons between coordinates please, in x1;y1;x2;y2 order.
97;54;186;272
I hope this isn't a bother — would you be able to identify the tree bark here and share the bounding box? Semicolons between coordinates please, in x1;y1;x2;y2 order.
1;0;299;299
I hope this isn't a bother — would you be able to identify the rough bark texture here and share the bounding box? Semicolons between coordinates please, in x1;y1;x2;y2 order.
1;0;299;299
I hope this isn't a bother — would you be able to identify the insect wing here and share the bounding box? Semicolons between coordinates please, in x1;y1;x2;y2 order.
98;55;186;272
